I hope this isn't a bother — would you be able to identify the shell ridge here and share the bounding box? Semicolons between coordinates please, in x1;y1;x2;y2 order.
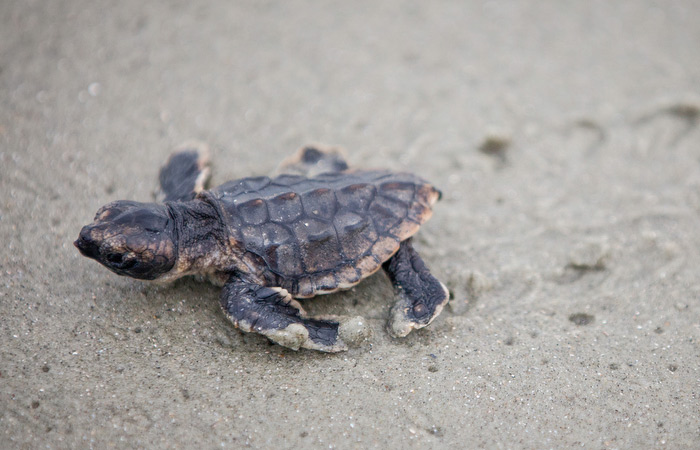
329;189;349;262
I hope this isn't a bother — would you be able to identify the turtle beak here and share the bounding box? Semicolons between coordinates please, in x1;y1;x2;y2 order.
74;227;100;260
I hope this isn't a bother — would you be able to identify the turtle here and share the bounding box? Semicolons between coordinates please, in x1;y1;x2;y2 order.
74;144;449;352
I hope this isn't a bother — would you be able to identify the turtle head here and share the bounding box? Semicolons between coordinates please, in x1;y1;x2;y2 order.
75;201;177;280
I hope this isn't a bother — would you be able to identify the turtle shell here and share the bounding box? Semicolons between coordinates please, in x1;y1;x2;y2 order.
208;170;440;297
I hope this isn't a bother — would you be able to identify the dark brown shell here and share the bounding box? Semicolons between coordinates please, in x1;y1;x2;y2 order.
209;170;440;297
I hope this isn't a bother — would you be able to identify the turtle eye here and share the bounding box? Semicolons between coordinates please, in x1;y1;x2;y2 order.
120;259;137;270
105;253;137;271
106;253;124;264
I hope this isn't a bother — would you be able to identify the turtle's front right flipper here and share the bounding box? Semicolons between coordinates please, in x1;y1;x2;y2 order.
158;142;211;202
220;277;353;352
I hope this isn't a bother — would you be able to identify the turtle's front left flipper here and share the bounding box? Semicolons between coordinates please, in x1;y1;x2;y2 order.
220;277;359;352
383;239;450;338
158;142;211;202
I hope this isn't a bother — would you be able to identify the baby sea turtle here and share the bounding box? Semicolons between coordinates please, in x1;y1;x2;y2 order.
75;144;449;352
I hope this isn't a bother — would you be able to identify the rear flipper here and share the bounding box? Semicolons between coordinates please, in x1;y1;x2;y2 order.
383;239;450;337
220;277;368;352
275;144;349;177
158;142;211;202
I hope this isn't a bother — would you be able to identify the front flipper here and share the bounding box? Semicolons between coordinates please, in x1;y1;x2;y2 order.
220;278;357;352
158;142;211;202
274;144;349;177
383;239;450;338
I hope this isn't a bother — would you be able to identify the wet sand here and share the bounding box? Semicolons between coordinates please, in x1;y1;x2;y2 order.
2;1;699;448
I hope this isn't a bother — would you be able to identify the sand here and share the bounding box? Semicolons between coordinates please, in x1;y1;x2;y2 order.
1;1;699;448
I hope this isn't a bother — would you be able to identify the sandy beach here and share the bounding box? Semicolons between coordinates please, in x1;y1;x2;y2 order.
1;1;699;448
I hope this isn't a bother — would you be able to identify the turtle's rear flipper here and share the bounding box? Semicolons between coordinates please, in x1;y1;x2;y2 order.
158;142;211;202
275;145;349;177
383;239;449;338
220;278;352;352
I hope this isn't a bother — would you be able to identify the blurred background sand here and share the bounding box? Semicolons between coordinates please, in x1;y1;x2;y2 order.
1;1;699;448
